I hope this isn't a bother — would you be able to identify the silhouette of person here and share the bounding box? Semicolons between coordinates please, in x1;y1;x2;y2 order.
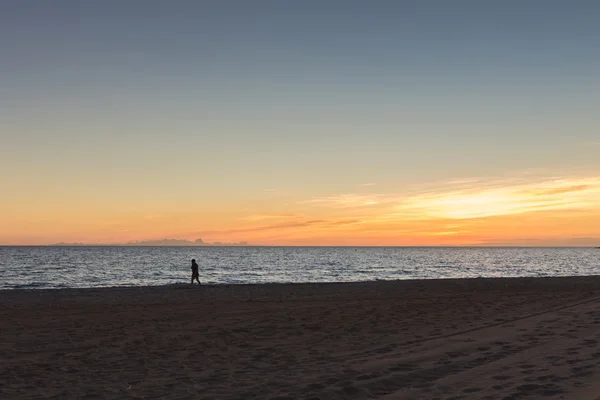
191;259;201;284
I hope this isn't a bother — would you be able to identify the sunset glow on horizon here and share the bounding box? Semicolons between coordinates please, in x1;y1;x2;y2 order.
2;1;599;246
2;172;599;246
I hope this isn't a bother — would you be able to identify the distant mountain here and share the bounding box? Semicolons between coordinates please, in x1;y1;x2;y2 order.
51;238;249;246
124;238;210;246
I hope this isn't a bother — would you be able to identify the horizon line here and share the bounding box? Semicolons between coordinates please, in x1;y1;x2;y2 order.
1;244;598;248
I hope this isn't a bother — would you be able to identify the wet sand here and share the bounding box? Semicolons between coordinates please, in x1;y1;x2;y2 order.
3;277;600;399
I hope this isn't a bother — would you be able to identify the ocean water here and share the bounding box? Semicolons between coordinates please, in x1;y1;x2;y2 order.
0;246;599;290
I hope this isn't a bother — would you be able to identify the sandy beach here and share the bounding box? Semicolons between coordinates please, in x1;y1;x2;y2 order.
3;277;600;399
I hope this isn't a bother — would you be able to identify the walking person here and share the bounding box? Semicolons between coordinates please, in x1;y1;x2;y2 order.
190;259;201;284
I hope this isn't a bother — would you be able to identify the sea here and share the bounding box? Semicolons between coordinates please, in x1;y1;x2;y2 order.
0;246;599;290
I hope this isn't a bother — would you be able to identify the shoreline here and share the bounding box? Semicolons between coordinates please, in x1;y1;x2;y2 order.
3;276;600;398
4;273;600;291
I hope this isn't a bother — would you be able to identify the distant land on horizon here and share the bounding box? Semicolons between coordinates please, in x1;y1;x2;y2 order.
50;238;250;247
23;239;600;248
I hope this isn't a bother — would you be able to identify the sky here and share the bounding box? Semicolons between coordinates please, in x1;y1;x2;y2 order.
1;1;599;246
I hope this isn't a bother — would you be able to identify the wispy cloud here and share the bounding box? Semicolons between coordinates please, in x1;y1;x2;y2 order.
173;172;600;245
399;177;600;219
521;184;589;197
445;178;481;185
304;175;600;221
187;218;363;237
301;194;393;209
241;213;304;222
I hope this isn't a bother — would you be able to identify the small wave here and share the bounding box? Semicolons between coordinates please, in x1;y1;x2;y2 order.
5;282;51;289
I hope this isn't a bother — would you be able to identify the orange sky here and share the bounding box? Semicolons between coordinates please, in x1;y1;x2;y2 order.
2;2;600;246
3;173;599;246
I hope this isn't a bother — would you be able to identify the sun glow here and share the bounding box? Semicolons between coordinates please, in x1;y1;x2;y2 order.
400;178;600;220
419;193;518;219
2;174;599;246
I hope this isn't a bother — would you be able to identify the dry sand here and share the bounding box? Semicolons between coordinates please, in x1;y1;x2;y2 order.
3;277;600;399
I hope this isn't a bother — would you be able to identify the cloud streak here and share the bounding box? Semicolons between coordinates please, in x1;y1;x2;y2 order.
301;194;395;209
187;218;363;237
173;173;600;245
240;213;304;222
304;176;600;221
402;178;600;220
